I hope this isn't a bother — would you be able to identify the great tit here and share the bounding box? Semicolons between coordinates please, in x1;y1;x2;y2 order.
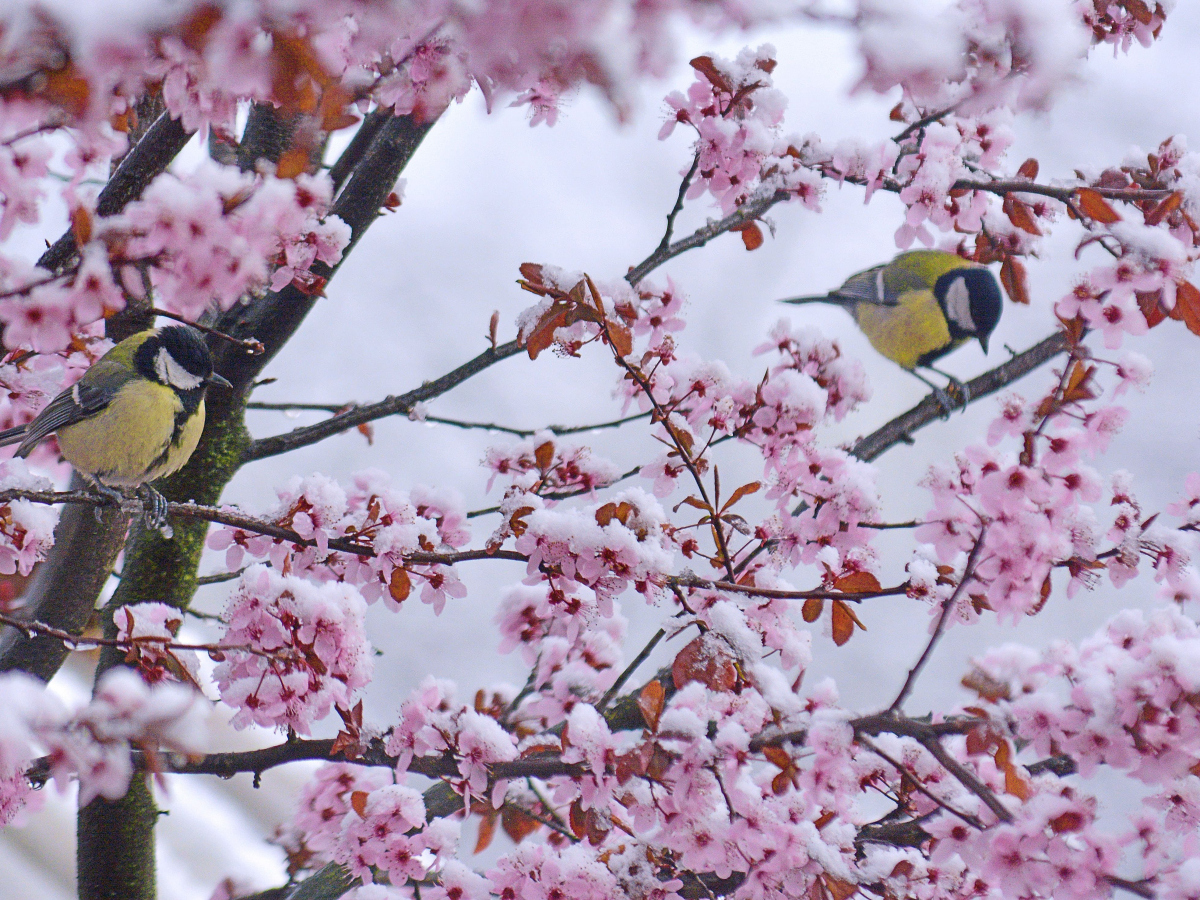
781;250;1002;406
0;325;231;531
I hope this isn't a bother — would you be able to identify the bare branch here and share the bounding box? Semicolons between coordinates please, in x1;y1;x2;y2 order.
668;572;909;603
244;339;525;460
596;628;665;712
888;525;988;714
626;188;792;287
850;330;1072;462
655;152;701;254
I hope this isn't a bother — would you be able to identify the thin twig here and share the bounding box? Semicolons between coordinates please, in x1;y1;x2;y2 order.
625;188;792;287
888;525;989;715
655;153;701;254
916;733;1013;824
668;573;909;603
857;734;984;829
245;339;525;461
596;628;666;712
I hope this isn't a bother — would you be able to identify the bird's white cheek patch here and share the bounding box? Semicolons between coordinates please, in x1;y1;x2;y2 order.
155;348;204;390
945;277;974;332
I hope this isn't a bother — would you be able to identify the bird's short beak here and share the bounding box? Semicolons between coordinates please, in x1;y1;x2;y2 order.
209;373;233;389
977;334;990;355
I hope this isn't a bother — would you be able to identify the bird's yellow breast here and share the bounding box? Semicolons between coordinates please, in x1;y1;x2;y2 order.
55;381;205;486
851;289;960;370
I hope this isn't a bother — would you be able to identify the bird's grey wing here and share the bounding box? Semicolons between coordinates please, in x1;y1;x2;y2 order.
0;424;27;448
830;263;928;307
14;375;114;457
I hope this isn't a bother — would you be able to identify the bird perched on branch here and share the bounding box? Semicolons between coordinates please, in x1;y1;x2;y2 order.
780;250;1002;409
0;325;231;534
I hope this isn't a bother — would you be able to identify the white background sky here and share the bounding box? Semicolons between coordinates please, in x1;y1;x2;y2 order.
7;4;1200;896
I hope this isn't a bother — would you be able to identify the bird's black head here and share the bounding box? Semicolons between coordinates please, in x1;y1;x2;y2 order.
135;325;217;391
934;267;1003;353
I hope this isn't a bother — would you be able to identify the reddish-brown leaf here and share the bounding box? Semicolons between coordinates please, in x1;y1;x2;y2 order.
638;680;665;731
1049;811;1084;833
388;567;411;604
801;598;823;623
70;206;92;247
525;304;569;360
1145;191;1182;226
677;495;713;515
534;441;555;472
994;740;1031;800
1002;195;1041;235
350;790;369;818
830;600;856;646
181;3;223;51
595;501;633;528
473;811;497;853
824;875;859;900
41;62;91;119
608;321;634;358
501;805;541;844
569;799;587;839
762;745;793;771
518;262;545;285
1000;256;1031;305
355;422;374;445
1075;188;1121;224
721;480;761;512
1175;280;1200;336
1016;158;1039;180
1137;290;1168;328
672;634;739;691
771;771;792;795
275;146;311;179
689;56;733;93
615;742;653;783
740;222;765;251
1125;0;1154;24
833;571;882;594
1062;360;1097;403
889;102;905;122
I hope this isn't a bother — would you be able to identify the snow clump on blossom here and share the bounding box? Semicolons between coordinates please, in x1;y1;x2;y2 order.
214;565;373;733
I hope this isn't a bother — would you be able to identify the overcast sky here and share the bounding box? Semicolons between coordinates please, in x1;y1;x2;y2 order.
7;6;1200;897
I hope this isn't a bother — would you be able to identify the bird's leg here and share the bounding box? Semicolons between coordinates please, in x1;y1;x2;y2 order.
926;365;972;408
84;478;128;522
137;484;173;539
909;369;958;419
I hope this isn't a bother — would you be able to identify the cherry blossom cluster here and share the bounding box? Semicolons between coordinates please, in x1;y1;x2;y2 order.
496;583;628;723
914;361;1126;621
208;470;470;614
961;602;1200;897
385;676;517;801
0;163;347;355
214;565;373;734
291;760;489;900
0;668;204;823
660;45;822;216
106;165;350;319
0;459;58;578
483;432;619;495
113;601;201;687
1077;0;1171;49
503;487;674;609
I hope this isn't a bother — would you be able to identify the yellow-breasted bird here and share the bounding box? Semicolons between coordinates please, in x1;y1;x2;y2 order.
0;325;231;532
781;250;1002;406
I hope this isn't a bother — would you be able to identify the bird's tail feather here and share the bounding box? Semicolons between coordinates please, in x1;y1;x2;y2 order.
780;293;854;307
0;425;28;449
